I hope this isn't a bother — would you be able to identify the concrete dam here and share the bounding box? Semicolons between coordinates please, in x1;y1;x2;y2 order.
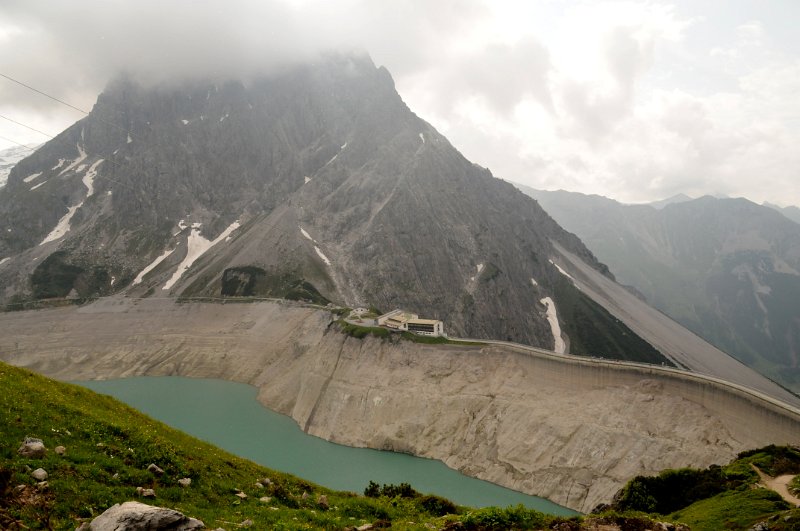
1;297;799;512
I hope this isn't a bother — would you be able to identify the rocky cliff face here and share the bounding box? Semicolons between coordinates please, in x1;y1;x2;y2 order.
2;299;798;512
522;188;800;392
0;55;658;359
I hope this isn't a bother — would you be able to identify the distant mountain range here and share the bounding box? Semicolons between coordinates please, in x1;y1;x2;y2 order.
520;186;800;392
0;144;38;189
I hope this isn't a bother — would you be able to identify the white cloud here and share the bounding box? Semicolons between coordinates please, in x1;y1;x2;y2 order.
0;0;798;206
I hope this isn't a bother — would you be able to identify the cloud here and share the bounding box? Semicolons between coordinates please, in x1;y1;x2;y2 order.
0;0;798;207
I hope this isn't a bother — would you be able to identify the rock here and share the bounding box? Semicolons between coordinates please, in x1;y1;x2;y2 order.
356;525;374;531
36;481;49;489
240;520;253;528
317;494;329;510
136;487;156;498
17;438;46;458
31;468;48;481
147;463;165;475
178;478;192;488
89;501;204;530
301;491;309;500
257;477;271;487
235;491;248;499
54;445;66;455
259;496;272;503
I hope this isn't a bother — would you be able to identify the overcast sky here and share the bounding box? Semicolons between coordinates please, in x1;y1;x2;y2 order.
1;0;798;206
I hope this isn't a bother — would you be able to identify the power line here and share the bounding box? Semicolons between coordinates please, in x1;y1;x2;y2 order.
0;134;37;150
0;113;54;139
0;73;89;115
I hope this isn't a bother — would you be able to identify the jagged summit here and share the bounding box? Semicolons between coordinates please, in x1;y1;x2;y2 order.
0;55;659;357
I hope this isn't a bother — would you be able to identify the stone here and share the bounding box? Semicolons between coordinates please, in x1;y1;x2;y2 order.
301;491;309;500
89;501;204;530
178;478;192;488
356;525;374;531
36;481;49;489
317;494;329;510
257;477;271;487
259;496;272;503
240;520;253;528
17;438;46;458
31;468;48;481
147;463;165;475
54;445;66;455
136;486;156;498
235;491;247;499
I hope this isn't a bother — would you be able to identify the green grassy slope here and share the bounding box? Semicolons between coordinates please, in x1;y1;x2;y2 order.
609;446;800;531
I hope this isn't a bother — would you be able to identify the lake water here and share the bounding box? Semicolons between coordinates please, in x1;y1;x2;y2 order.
77;376;577;516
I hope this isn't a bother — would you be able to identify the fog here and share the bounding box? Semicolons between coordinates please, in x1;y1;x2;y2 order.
1;0;798;206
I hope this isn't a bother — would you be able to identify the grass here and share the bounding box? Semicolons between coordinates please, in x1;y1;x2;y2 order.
669;488;789;530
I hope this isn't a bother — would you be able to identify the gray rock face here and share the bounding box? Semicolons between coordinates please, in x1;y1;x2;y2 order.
89;501;204;530
17;438;46;458
0;54;653;359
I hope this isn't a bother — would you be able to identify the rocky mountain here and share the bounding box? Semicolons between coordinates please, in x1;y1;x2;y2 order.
0;54;661;361
521;187;800;391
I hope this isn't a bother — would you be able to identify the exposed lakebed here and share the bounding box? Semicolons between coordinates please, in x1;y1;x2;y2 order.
76;376;576;515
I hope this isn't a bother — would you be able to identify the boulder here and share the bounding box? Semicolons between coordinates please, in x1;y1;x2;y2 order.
89;501;204;530
55;445;66;455
31;468;48;481
17;438;46;458
178;478;192;488
147;463;165;475
136;487;156;498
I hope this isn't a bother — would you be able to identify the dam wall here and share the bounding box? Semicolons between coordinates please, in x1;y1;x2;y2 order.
0;298;798;512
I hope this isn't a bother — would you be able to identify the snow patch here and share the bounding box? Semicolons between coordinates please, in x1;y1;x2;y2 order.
178;219;188;231
191;222;202;228
59;142;88;176
540;297;566;354
51;159;67;171
341;142;348;150
531;277;538;287
30;181;46;191
0;257;9;266
162;220;240;290
110;276;116;286
23;172;42;183
419;133;425;143
40;204;81;245
127;134;132;144
82;159;104;197
314;246;332;266
477;263;485;274
300;227;316;242
132;247;176;286
106;190;112;196
304;176;311;184
219;113;229;122
549;259;576;282
181;119;189;125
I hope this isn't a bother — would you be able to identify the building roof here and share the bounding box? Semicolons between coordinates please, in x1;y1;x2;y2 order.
407;318;441;325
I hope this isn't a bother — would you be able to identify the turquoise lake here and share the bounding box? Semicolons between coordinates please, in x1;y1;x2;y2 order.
77;376;577;516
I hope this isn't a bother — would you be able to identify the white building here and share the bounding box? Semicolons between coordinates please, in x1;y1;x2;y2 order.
376;309;445;337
